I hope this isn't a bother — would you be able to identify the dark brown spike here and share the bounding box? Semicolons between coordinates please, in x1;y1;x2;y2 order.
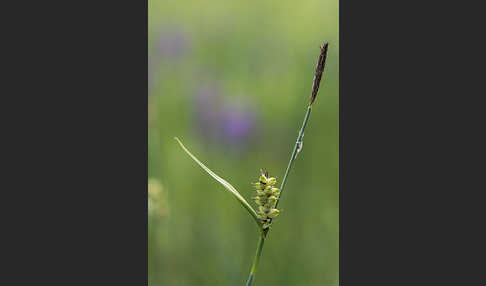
309;42;329;106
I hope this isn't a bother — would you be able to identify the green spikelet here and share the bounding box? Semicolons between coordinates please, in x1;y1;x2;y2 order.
253;170;280;229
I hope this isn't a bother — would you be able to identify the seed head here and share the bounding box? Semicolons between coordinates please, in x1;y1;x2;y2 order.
253;170;280;229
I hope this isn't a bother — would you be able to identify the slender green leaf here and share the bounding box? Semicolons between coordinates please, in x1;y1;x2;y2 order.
174;137;262;228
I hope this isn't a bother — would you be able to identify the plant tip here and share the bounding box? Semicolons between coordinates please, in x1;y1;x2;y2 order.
321;42;329;51
309;41;329;106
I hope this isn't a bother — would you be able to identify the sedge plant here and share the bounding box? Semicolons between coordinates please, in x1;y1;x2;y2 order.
174;43;329;286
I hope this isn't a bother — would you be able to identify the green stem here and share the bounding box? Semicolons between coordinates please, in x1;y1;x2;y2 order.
275;106;312;207
245;233;266;286
244;106;312;286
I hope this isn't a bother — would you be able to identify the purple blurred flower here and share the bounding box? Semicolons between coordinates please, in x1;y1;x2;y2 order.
193;85;258;153
149;26;190;96
219;102;256;146
154;26;189;59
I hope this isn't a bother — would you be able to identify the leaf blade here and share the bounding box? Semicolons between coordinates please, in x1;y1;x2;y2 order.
174;137;262;228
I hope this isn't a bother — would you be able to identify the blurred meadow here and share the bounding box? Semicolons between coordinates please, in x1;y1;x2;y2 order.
148;0;338;285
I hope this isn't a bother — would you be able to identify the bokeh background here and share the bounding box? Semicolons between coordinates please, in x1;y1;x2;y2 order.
148;0;338;285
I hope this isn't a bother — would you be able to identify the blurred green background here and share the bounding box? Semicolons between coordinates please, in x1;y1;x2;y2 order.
148;0;338;285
